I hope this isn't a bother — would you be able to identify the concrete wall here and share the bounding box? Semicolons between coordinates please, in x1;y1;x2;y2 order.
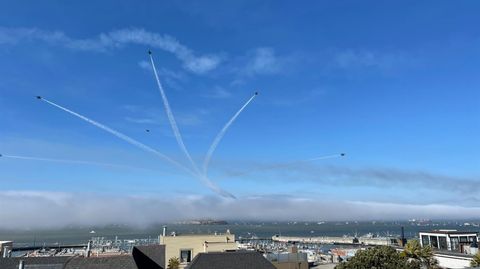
160;234;237;268
434;253;472;269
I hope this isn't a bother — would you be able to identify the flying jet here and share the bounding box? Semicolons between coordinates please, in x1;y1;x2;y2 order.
255;92;259;95
36;96;42;100
148;50;152;55
0;154;2;157
145;129;150;133
341;153;346;157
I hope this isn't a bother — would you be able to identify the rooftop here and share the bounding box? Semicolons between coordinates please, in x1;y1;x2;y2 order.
0;245;165;269
185;251;276;269
419;230;478;235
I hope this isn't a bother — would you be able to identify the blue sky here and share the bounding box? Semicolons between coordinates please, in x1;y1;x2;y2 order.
0;1;480;226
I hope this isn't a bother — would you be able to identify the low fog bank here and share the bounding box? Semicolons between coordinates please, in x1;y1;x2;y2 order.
1;191;480;229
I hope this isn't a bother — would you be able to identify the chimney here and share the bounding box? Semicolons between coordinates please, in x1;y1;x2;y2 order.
18;260;24;269
400;226;406;246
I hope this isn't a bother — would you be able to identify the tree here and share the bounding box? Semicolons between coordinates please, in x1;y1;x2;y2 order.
401;240;439;269
335;246;416;269
471;252;480;267
167;257;180;269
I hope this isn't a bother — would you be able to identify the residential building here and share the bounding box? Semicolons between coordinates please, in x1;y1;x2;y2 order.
265;246;309;269
419;230;478;252
159;231;237;268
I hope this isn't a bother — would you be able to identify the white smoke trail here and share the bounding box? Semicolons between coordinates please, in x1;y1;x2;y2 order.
39;97;195;177
222;153;345;179
148;54;235;198
203;92;258;176
148;52;200;175
1;154;151;171
199;175;236;199
40;97;235;198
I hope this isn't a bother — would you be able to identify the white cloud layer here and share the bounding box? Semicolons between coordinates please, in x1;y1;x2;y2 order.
1;191;480;229
0;27;222;74
333;49;410;70
245;47;282;75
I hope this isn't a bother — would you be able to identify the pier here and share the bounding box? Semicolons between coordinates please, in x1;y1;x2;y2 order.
272;235;398;246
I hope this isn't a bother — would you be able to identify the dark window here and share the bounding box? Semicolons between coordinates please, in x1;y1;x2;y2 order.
430;236;439;249
422;235;429;246
460;236;468;243
180;249;192;263
469;236;477;243
439;236;447;250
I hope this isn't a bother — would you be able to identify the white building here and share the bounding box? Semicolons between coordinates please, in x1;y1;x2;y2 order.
0;241;13;258
419;230;478;252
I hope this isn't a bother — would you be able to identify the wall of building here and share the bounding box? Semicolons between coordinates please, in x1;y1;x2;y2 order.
160;234;237;268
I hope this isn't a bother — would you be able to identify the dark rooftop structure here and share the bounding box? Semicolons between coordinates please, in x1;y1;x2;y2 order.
0;245;165;269
132;245;165;269
0;256;70;269
185;251;276;269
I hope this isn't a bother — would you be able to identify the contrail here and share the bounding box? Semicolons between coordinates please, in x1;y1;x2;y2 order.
38;96;235;199
203;92;258;176
200;175;236;199
148;51;200;175
0;154;151;171
222;153;345;179
37;96;195;177
147;52;234;199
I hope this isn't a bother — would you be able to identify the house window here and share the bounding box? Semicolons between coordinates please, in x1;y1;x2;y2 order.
421;235;429;247
439;236;447;250
180;249;192;263
430;236;439;249
451;237;459;251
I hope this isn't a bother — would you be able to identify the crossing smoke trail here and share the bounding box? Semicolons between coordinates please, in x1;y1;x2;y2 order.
203;92;258;176
222;153;345;179
38;96;235;198
37;97;194;177
148;51;200;175
148;52;235;199
0;154;150;171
